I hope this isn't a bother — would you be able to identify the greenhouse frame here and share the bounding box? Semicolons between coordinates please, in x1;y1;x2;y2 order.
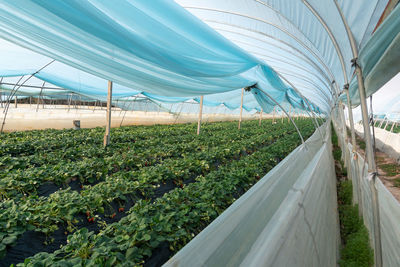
0;0;400;266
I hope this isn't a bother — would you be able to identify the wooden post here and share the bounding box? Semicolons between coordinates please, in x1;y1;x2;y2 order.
197;96;203;135
14;96;17;108
272;107;276;123
103;81;113;147
238;88;244;130
259;108;263;126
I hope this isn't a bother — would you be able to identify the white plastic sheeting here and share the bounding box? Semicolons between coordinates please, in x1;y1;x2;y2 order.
342;142;400;267
165;123;339;267
353;122;400;162
176;0;390;106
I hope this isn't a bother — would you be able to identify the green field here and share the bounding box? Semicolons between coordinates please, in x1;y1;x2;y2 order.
0;119;315;266
377;121;400;133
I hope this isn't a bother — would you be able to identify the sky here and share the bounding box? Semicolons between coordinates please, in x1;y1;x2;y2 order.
346;72;400;123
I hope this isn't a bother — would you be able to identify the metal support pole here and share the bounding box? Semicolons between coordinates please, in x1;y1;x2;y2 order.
384;120;389;130
36;82;45;112
334;2;381;266
344;88;357;150
68;94;72;112
258;88;305;145
334;1;376;171
103;81;113;147
14;95;17;108
197;96;203;135
390;121;395;132
238;88;244;130
259;108;263;126
379;118;385;128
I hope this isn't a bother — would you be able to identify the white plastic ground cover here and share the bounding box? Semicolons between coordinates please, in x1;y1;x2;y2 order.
353;123;400;162
165;123;340;267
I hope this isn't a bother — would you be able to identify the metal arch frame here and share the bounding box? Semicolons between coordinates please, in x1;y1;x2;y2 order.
207;25;332;110
209;29;334;107
300;0;349;84
300;0;357;149
0;82;64;90
254;0;347;84
274;70;331;103
333;1;377;166
215;25;332;86
0;60;55;133
208;22;334;96
184;6;337;83
232;40;332;91
256;87;305;146
264;65;332;103
254;0;344;80
255;0;353;141
333;2;382;267
276;72;324;139
233;47;331;101
2;75;24;114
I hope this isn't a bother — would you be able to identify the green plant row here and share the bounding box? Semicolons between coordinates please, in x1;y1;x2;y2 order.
1;121;304;258
1;120;284;200
376;122;400;133
19;127;314;266
332;125;374;267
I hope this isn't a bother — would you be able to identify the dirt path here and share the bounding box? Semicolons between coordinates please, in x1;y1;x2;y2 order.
351;132;400;202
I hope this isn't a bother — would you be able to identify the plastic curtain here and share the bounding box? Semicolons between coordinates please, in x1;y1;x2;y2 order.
343;4;400;107
0;0;314;113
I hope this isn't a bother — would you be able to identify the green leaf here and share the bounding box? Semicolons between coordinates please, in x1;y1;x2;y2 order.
143;234;151;241
2;235;17;245
125;247;137;260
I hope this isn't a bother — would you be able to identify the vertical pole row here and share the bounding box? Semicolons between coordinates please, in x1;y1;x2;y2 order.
197;95;203;135
390;121;395;132
344;88;357;150
384;120;389;130
103;81;113;147
238;88;244;130
334;1;381;266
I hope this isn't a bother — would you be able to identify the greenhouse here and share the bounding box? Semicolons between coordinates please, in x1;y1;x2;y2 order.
0;0;400;266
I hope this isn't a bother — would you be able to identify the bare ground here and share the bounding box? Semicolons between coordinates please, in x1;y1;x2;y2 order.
351;133;400;203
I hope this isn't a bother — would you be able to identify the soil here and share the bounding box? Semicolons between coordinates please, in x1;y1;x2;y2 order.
350;131;400;203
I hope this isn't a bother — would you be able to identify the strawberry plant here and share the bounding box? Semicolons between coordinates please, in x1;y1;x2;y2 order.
0;119;315;266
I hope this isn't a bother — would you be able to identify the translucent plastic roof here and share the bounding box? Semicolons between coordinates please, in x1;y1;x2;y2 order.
0;0;398;115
